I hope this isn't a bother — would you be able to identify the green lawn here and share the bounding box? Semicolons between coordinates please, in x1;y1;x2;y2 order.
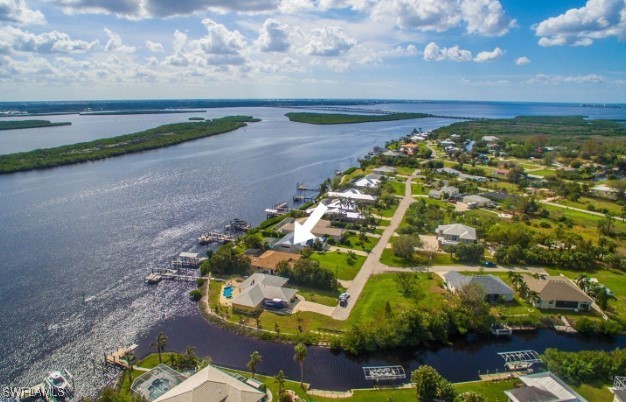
395;166;416;175
347;272;446;326
527;168;557;177
374;203;399;218
573;383;614;402
389;180;406;196
310;251;366;280
380;248;457;267
557;196;623;216
292;285;342;307
412;181;429;195
339;233;378;252
454;379;518;401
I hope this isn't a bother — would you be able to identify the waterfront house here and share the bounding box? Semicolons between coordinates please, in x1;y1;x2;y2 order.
319;198;364;221
382;150;407;158
250;250;301;274
152;364;266;402
132;365;187;401
462;194;493;208
372;166;397;176
442;272;513;302
326;188;377;203
231;273;298;313
523;275;593;311
504;371;587;402
276;217;344;240
435;223;477;246
354;173;382;188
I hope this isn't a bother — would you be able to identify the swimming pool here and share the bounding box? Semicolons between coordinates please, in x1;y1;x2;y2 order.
223;286;234;298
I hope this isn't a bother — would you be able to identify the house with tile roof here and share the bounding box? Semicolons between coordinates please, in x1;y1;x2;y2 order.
231;273;298;313
504;371;587;402
250;250;300;274
435;223;477;246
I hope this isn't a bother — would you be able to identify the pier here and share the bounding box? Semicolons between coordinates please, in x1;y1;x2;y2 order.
198;231;235;245
293;194;315;203
105;344;138;369
281;106;394;115
265;201;290;218
150;267;198;282
296;182;320;192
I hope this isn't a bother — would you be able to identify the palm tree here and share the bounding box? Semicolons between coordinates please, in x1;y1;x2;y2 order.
526;290;541;306
518;282;530;299
507;272;523;290
274;370;286;398
247;351;262;379
575;274;592;293
293;343;308;387
151;332;168;364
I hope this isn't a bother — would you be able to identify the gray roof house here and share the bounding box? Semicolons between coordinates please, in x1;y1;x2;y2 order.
153;364;266;402
372;166;397;175
231;273;298;312
443;272;514;302
505;371;587;402
463;194;493;208
435;223;477;246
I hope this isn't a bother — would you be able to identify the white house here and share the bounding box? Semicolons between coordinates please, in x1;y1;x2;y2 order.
505;372;587;402
435;223;477;246
482;135;499;143
462;194;493;208
372;166;397;176
327;188;377;203
354;174;382;188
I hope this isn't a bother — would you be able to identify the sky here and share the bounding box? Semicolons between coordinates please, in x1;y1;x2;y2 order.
0;0;625;102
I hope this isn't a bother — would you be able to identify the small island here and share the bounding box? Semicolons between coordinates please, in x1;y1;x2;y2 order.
0;119;71;131
0;115;260;174
285;112;432;125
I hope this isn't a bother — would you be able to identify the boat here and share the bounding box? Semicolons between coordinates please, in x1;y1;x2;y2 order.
224;218;251;232
44;369;74;399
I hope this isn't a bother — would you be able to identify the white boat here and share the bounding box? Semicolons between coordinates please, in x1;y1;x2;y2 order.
44;369;74;400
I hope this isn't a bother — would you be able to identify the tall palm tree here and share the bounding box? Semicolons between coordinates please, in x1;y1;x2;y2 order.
151;332;168;364
518;282;530;299
247;351;262;379
575;274;592;293
274;370;286;398
507;272;523;291
293;343;308;387
526;290;541;306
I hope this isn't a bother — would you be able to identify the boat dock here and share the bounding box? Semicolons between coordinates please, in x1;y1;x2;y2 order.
296;182;320;192
198;231;235;245
491;324;513;337
105;344;138;368
170;252;205;268
293;194;315;203
265;201;290;218
224;218;251;232
149;267;198;282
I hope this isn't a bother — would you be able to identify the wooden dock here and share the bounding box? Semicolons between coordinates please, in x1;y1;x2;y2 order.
105;344;138;368
479;371;524;381
151;268;198;282
198;231;235;245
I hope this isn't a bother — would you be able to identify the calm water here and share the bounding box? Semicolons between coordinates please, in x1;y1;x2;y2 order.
1;102;626;396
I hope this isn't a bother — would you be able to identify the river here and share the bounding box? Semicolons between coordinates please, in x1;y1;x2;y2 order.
1;102;625;396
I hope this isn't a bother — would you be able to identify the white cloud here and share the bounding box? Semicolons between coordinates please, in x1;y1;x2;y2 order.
373;0;515;36
51;0;277;18
326;59;351;72
302;26;356;56
197;18;247;55
473;47;504;62
256;19;290;52
103;28;136;53
0;0;46;24
515;56;530;65
534;0;626;46
423;42;472;62
460;78;509;86
145;40;164;52
0;26;99;54
527;73;607;84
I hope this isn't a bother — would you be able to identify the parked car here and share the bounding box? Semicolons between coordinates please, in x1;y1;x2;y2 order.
339;292;350;300
482;261;497;268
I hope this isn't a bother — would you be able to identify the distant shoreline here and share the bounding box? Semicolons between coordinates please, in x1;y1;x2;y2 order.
285;111;433;124
0;116;260;174
0;120;71;131
78;109;206;116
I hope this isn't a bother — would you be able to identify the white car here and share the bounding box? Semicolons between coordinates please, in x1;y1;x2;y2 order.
338;293;350;302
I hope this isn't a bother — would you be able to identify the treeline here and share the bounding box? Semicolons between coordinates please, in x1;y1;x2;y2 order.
285;112;432;125
0;120;71;130
0;116;259;174
200;244;251;277
543;348;626;385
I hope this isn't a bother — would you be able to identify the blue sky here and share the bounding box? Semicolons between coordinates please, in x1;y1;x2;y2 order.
0;0;625;102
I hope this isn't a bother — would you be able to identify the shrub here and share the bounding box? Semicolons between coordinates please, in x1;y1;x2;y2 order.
189;289;202;302
574;318;595;335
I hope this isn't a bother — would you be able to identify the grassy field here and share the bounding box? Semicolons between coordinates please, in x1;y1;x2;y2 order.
339;233;378;252
0;116;258;174
291;285;342;307
284;112;432;125
310;251;366;280
347;272;447;326
527;168;557;177
556;196;623;216
412;181;429;195
374;203;399;218
573;383;614;402
454;379;518;402
388;180;406;195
